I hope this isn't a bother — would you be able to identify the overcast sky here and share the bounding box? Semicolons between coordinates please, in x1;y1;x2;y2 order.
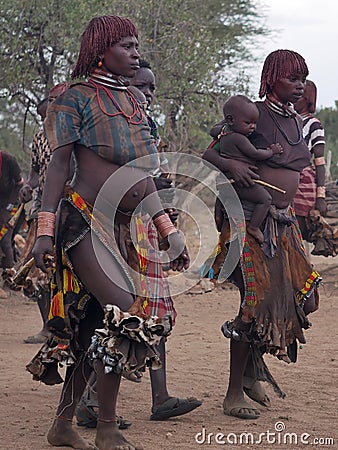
250;0;337;108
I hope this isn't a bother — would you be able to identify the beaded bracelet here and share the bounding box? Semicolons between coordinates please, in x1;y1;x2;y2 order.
316;186;326;198
314;156;325;166
37;211;56;238
153;213;177;238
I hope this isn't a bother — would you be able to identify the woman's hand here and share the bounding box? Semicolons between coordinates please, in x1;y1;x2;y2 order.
32;236;54;273
315;197;327;216
160;231;190;271
225;160;259;188
202;147;259;188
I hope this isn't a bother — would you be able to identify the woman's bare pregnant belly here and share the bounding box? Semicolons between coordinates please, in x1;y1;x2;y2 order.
258;165;300;209
71;145;149;212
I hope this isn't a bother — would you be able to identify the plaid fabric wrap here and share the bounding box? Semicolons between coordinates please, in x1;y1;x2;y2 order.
135;215;176;324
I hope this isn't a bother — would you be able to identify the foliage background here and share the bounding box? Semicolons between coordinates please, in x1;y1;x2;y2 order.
0;0;337;179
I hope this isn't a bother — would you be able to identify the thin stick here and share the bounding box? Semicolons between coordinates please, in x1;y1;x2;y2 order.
229;178;286;194
253;179;286;194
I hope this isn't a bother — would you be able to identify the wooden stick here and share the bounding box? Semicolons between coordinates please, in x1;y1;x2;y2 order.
229;178;286;194
253;179;286;194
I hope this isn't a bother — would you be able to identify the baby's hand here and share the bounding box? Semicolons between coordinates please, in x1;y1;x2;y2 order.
269;143;284;155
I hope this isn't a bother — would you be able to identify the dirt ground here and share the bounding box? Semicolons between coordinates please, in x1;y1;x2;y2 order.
0;253;338;450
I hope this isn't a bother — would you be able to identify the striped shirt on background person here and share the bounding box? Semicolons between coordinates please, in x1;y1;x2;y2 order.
293;113;325;217
301;113;325;152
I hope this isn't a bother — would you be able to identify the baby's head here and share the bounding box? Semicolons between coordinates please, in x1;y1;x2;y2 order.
223;95;259;137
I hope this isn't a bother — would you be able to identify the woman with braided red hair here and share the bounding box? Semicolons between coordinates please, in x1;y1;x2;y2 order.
28;15;189;450
294;79;327;239
203;49;321;420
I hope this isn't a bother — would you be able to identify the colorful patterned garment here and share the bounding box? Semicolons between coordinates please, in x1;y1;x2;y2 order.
44;82;160;172
134;215;176;322
53;190;175;326
210;210;321;354
294;113;325;217
26;189;176;382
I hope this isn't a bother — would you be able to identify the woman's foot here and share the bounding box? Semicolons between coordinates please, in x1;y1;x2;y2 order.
243;377;271;407
95;421;143;450
223;395;260;420
47;418;95;449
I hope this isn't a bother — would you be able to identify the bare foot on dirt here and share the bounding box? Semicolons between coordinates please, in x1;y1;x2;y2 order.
47;418;95;449
246;225;264;244
95;421;143;450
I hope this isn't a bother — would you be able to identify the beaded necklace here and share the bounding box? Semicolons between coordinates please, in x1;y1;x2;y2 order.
264;96;302;146
88;70;144;125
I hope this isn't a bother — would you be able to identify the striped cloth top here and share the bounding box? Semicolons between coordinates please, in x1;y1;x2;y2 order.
44;82;160;172
300;113;325;153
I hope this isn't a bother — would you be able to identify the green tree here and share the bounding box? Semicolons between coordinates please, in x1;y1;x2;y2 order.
0;0;268;161
317;102;338;179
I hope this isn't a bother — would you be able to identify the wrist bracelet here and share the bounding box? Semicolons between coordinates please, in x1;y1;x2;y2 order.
314;157;325;167
37;211;56;238
316;186;326;198
153;213;177;238
6;203;14;212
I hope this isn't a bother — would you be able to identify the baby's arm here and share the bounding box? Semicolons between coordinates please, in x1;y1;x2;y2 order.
234;134;283;160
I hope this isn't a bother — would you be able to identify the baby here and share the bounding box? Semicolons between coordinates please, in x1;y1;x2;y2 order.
211;95;283;243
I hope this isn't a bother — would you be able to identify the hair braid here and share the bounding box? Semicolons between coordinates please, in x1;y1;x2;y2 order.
71;15;138;79
259;49;309;98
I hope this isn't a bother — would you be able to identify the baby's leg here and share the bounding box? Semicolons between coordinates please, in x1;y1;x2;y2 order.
234;185;272;244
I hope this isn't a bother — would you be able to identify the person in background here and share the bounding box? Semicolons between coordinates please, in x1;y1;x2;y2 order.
293;79;327;240
0;151;27;272
19;83;70;344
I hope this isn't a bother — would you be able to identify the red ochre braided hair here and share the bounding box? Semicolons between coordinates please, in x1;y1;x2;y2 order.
302;79;317;114
71;15;138;79
258;49;309;99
